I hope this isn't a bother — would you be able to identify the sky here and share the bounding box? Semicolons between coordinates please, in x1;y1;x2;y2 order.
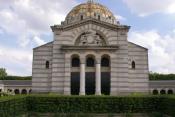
0;0;175;76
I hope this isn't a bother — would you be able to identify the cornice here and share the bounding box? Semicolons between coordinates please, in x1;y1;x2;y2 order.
51;18;130;32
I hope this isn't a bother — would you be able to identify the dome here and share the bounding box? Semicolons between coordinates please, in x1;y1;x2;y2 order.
64;1;117;25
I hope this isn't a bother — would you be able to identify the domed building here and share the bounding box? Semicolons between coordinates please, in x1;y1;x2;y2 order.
32;0;149;95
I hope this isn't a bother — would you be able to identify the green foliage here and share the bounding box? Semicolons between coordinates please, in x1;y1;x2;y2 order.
0;68;7;79
0;95;175;116
0;76;32;80
149;72;175;80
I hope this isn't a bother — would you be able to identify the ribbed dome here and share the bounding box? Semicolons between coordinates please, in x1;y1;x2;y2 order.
64;1;117;25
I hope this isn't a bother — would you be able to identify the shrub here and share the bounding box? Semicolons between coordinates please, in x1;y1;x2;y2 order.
0;95;175;116
0;76;32;80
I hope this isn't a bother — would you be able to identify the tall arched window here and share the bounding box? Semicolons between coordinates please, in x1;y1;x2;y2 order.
46;61;49;69
101;57;110;67
132;61;135;69
86;57;95;67
81;15;83;20
72;57;80;67
98;15;100;20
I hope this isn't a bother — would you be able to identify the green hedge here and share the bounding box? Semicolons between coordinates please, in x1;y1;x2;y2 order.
149;73;175;80
0;95;175;116
0;96;27;117
0;76;32;80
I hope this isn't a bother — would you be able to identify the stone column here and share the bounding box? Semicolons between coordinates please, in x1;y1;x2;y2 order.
96;59;101;95
80;57;85;95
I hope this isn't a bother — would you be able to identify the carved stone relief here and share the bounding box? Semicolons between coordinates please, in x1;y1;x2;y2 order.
78;30;104;46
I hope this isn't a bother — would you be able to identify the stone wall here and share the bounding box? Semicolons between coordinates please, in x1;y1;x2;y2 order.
128;42;149;93
32;42;53;93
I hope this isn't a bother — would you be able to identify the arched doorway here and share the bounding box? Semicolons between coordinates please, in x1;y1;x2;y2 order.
101;55;110;95
160;89;166;95
71;55;80;95
14;89;20;94
21;89;27;94
85;55;95;95
152;89;159;95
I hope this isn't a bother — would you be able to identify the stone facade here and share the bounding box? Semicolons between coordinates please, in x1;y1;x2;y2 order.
32;1;149;95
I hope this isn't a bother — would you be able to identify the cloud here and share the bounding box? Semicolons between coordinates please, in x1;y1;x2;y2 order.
123;0;175;16
115;15;126;21
33;36;46;46
128;30;175;74
0;45;32;76
0;0;78;47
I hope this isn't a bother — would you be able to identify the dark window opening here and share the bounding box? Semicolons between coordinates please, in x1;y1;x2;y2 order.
72;57;80;67
132;61;135;69
0;89;1;92
101;57;110;67
81;15;83;20
86;57;95;67
168;90;173;94
153;89;158;95
98;15;100;20
46;61;49;69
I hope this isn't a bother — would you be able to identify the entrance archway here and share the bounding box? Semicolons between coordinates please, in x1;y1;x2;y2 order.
14;89;20;94
21;89;27;94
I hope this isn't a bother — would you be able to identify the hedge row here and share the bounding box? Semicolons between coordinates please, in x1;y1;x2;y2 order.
0;95;175;117
149;73;175;80
0;76;32;80
0;96;27;117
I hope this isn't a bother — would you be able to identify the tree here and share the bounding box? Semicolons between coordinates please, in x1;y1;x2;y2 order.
0;68;7;79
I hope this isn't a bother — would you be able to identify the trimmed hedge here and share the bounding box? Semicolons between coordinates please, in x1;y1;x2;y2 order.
0;96;27;117
0;95;175;116
149;73;175;81
0;76;32;80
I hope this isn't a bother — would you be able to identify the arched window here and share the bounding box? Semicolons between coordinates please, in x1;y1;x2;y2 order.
101;57;110;67
0;89;2;92
98;15;100;20
21;89;27;94
153;89;158;95
86;57;95;67
14;89;20;94
72;57;80;67
132;61;136;69
46;61;49;69
81;15;83;20
160;89;166;95
168;89;173;94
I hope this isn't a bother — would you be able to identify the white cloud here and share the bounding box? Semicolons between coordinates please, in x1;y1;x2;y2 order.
128;30;175;74
123;0;175;16
33;36;46;46
0;0;78;47
0;45;32;76
115;15;126;21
